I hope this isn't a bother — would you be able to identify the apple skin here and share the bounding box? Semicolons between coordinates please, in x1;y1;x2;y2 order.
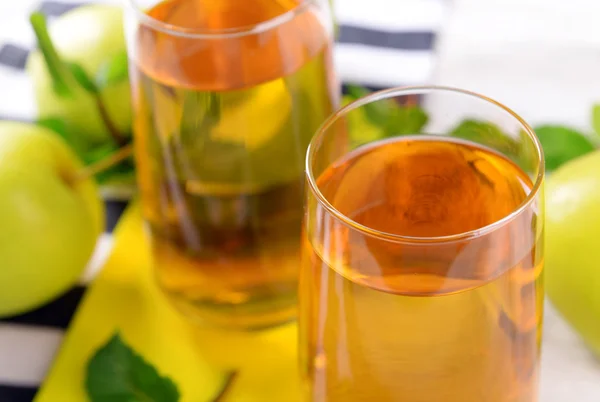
545;149;600;357
0;122;104;317
26;5;131;147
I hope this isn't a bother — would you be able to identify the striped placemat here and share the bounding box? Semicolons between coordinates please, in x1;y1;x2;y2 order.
0;0;446;400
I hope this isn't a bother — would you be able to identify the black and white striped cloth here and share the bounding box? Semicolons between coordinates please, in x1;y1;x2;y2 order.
0;0;445;400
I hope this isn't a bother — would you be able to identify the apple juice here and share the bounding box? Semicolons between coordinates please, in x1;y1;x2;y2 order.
130;0;337;329
300;136;544;401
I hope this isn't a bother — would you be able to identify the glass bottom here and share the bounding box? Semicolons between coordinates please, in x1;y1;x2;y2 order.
162;284;298;331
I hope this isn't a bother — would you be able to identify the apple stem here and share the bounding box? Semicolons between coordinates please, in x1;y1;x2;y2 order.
211;371;238;402
29;12;77;97
30;12;128;148
94;95;128;147
75;144;134;183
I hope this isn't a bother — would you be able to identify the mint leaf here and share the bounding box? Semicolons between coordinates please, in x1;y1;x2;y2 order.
534;125;596;171
345;84;370;102
341;95;383;147
345;85;395;125
96;50;129;89
342;95;386;147
387;106;428;135
68;62;99;94
450;120;519;156
83;142;136;184
341;95;354;107
86;333;179;402
37;117;87;158
516;129;539;174
592;104;600;136
344;85;429;145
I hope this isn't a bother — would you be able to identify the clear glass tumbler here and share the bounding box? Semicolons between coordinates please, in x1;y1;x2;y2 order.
125;0;338;330
300;86;545;401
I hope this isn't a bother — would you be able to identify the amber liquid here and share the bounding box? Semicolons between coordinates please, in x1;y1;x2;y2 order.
300;137;543;401
131;0;336;329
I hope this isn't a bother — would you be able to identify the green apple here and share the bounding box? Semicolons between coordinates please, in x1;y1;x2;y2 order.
26;5;131;147
0;122;104;317
545;149;600;356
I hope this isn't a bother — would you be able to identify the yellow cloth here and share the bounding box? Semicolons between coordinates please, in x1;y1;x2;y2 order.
35;203;301;402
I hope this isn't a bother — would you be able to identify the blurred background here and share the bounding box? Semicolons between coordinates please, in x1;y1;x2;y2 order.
0;0;599;401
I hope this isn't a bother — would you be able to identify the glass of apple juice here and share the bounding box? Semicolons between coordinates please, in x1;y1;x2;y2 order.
124;0;338;330
300;86;545;401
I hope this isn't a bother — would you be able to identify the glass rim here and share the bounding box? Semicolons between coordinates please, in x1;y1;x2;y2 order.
126;0;317;39
305;85;546;244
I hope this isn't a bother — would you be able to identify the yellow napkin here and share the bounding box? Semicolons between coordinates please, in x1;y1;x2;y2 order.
34;203;301;402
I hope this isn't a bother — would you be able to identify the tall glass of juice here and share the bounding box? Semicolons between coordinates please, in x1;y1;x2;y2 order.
125;0;338;330
300;86;545;401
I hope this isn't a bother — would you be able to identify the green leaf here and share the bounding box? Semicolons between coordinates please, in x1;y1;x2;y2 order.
345;103;385;147
534;125;596;171
386;106;428;135
516;129;538;174
83;142;136;184
36;117;87;158
343;85;429;145
86;333;180;402
36;117;135;185
345;85;396;126
592;104;600;136
341;95;355;107
68;62;99;94
96;50;129;89
345;84;370;101
179;91;219;143
450;120;519;156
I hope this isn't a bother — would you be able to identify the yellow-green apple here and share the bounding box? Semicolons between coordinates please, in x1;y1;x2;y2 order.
26;5;131;148
545;149;600;356
0;122;104;317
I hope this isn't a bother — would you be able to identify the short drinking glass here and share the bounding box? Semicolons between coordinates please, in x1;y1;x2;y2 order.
300;87;545;401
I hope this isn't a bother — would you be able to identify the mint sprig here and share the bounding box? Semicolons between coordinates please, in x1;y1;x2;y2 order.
534;125;596;171
86;332;240;402
37;117;135;184
86;333;180;402
449;120;519;156
345;85;600;171
344;85;428;147
37;117;87;158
